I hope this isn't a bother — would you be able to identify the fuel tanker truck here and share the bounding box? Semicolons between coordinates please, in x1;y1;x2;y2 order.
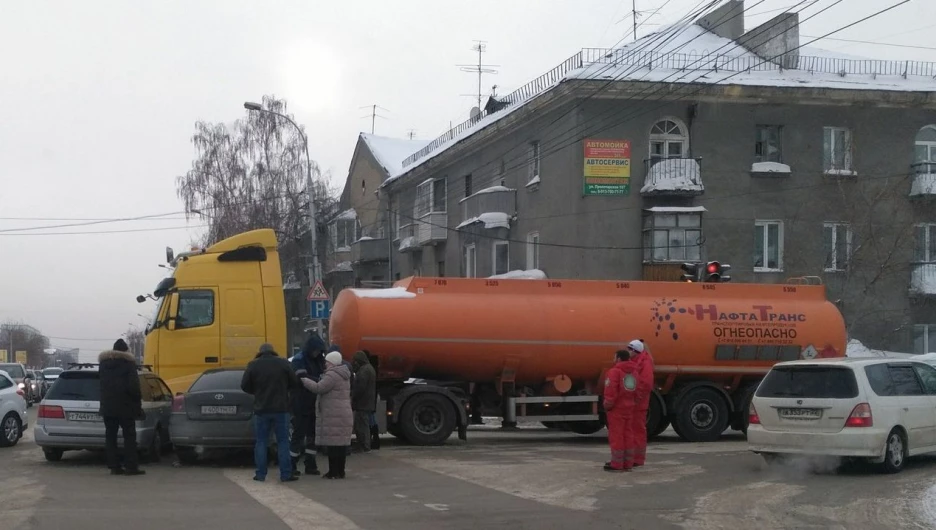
330;274;847;445
140;229;847;446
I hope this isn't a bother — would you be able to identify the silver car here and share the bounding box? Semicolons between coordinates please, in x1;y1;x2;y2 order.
0;369;28;447
0;363;33;407
35;364;173;462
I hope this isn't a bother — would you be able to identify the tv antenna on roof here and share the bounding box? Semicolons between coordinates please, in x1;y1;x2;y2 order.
458;40;499;109
359;104;389;134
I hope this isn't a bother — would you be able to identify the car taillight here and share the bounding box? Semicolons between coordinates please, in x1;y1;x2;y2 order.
845;403;873;428
38;405;65;419
172;395;185;413
748;402;760;425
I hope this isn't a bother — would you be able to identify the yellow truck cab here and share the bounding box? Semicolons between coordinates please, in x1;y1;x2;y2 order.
141;229;287;394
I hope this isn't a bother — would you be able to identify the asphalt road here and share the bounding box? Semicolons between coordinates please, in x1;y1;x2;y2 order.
4;409;936;530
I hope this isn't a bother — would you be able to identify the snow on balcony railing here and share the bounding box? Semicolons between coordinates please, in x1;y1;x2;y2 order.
910;263;936;296
910;173;936;197
641;158;704;196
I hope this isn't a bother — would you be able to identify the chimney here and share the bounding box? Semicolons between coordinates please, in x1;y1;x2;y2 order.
696;0;745;40
737;12;801;70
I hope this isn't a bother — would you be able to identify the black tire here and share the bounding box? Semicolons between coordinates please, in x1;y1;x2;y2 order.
175;446;198;465
880;429;906;474
647;395;669;438
541;421;563;429
387;423;406;440
672;387;730;443
145;426;163;463
43;448;64;462
0;413;21;447
399;393;456;445
731;386;758;435
564;421;605;435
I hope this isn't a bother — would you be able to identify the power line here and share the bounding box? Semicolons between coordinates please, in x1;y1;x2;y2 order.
0;225;207;236
801;35;936;51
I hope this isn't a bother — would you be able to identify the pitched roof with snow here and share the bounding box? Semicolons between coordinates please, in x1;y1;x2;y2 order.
360;133;431;179
383;15;936;189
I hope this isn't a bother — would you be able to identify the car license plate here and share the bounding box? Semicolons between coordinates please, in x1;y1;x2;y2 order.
67;412;102;422
201;405;237;415
779;408;821;420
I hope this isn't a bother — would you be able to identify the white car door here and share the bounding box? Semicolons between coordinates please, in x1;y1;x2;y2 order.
888;364;934;451
912;362;936;452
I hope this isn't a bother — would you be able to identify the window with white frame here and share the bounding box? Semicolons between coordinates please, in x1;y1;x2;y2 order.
529;141;541;183
649;118;688;160
526;232;540;270
642;213;702;262
823;127;853;173
755;125;783;163
914;324;936;354
463;244;477;278
823;222;851;272
415;178;447;218
915;126;936;174
493;241;509;276
332;219;358;251
754;220;783;271
915;224;936;263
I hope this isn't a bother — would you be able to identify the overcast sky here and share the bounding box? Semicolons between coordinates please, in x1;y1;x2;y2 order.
0;0;932;361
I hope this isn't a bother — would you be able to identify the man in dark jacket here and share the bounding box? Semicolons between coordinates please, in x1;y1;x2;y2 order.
241;343;299;482
289;333;327;476
351;350;377;453
99;339;145;476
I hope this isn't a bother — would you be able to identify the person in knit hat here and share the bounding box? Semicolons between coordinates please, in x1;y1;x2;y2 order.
296;350;353;478
99;338;145;475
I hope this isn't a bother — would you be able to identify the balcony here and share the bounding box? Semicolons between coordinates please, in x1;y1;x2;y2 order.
416;212;447;246
461;186;515;224
397;224;419;253
910;163;936;197
642;263;686;282
351;237;389;263
641;157;704;197
910;263;936;296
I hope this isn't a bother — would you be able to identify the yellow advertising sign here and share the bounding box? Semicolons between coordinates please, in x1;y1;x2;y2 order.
15;351;27;364
583;139;631;196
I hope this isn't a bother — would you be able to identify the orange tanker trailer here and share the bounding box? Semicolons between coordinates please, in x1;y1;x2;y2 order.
330;276;846;445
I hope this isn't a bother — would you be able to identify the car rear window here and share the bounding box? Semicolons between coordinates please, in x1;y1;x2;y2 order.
0;364;25;379
189;370;245;392
42;368;63;376
756;365;859;399
46;372;101;401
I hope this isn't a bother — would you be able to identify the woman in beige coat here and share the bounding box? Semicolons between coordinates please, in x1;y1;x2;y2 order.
298;351;353;479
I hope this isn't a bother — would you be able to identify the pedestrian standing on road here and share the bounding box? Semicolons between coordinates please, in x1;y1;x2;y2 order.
99;339;145;476
240;343;299;483
296;351;353;479
629;339;655;467
351;351;376;453
362;349;381;450
289;333;327;476
603;349;639;472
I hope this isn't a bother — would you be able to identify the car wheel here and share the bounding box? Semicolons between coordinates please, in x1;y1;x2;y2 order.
175;446;198;465
0;413;21;447
43;448;64;462
881;429;906;474
145;426;163;463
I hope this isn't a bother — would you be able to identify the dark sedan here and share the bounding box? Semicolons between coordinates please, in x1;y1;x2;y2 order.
169;369;258;464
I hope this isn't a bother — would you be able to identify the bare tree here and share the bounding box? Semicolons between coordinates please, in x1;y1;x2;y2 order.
0;321;51;367
125;327;145;364
176;95;340;283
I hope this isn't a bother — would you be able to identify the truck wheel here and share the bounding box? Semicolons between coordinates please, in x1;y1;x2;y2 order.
673;387;730;443
647;397;669;438
400;393;456;445
564;421;604;435
541;421;563;429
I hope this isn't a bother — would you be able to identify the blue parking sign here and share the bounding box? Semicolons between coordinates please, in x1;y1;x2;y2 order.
310;300;331;319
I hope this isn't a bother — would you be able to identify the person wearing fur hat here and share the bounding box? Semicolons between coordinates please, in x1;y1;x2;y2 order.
99;339;145;476
296;351;353;479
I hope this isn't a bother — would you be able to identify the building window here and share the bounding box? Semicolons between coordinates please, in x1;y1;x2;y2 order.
463;244;477;278
823;222;851;272
915;224;936;263
415;178;447;218
915;126;936;174
529;141;541;183
333;219;358;251
754;220;783;271
649;118;688;160
526;232;540;270
642;213;702;262
493;241;509;276
438;260;445;277
465;174;473;198
823;126;853;173
914;324;936;354
755;125;783;163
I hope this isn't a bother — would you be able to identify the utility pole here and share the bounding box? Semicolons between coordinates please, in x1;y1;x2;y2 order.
406;129;416;140
359;104;388;134
458;41;499;110
633;0;639;41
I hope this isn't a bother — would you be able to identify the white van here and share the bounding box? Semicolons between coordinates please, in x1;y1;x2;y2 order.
747;358;936;473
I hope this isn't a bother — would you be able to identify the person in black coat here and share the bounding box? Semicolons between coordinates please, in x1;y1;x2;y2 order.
241;343;299;482
99;339;145;476
289;333;327;476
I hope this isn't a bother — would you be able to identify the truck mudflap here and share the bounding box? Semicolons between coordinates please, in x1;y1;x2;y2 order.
389;384;469;446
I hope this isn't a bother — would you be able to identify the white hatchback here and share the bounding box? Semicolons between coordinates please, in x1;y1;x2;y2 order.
748;358;936;473
0;369;29;447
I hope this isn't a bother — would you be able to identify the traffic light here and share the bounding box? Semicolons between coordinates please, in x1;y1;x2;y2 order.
703;261;732;282
681;262;701;282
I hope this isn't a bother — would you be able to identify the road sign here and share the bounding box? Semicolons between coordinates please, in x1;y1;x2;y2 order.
15;351;27;364
307;280;330;301
310;300;331;319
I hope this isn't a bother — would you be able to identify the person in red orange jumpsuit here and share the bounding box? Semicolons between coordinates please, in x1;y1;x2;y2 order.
628;339;655;467
603;349;639;472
